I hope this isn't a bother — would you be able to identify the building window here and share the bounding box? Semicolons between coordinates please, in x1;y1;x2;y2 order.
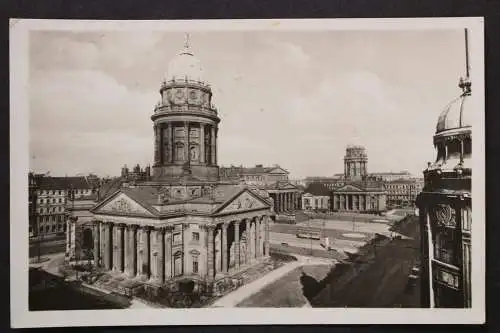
462;208;471;231
174;252;183;277
192;232;199;242
192;256;199;273
434;230;457;266
173;233;182;245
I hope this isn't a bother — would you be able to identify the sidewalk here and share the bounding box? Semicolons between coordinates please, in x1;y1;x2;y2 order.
210;261;302;307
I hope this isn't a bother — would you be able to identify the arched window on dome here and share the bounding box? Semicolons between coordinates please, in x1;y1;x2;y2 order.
175;142;185;162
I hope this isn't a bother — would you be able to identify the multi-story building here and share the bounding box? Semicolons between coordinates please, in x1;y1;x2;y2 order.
219;164;302;216
370;171;413;182
28;172;43;237
32;176;95;237
384;178;424;208
302;183;331;211
417;30;472;308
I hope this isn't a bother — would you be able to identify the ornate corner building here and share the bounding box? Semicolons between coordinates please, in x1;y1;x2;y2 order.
66;38;274;294
416;34;472;307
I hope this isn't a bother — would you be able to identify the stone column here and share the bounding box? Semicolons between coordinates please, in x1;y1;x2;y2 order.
104;223;111;270
150;228;161;282
207;225;215;279
158;228;165;283
184;122;189;163
164;227;172;280
93;221;100;266
167;123;173;163
136;228;143;277
123;225;129;274
144;227;151;279
221;223;228;273
264;216;270;256
99;222;105;266
245;219;251;263
234;221;240;268
154;124;159;166
127;225;137;277
255;218;260;259
200;124;205;164
117;224;124;272
112;225;118;271
210;126;216;165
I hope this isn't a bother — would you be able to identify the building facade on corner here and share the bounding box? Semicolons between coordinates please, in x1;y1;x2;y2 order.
417;30;472;308
302;183;331;211
30;175;95;237
67;38;274;295
384;178;424;208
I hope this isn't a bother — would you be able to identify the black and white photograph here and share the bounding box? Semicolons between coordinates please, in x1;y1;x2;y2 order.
10;18;485;327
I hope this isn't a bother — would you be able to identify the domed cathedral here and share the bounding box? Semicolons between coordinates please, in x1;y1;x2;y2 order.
331;145;387;214
151;36;220;182
68;35;275;297
416;29;472;308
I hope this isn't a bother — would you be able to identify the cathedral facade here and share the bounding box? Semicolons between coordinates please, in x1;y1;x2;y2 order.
68;38;274;294
331;146;387;213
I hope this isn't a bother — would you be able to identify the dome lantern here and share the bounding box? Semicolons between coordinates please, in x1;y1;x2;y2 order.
165;33;205;83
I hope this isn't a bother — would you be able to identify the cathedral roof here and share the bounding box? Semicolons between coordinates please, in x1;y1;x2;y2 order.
435;91;471;134
165;41;204;83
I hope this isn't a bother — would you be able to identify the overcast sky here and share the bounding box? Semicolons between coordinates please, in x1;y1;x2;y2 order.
29;29;467;179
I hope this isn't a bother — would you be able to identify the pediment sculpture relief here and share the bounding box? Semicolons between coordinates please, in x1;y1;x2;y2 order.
110;198;133;213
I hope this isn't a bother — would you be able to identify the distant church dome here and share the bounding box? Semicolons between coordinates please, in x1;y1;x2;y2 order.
165;44;204;83
435;78;472;134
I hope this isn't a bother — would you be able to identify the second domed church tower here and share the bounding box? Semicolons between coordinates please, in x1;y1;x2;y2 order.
151;37;220;182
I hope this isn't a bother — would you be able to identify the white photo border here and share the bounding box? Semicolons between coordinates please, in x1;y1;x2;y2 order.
10;17;485;328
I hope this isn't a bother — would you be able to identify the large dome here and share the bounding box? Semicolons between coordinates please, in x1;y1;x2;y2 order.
165;49;204;83
435;80;472;134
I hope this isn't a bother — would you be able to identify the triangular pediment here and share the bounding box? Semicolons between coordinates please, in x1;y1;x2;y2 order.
93;192;155;217
279;182;298;190
267;167;289;175
216;189;270;215
336;184;364;192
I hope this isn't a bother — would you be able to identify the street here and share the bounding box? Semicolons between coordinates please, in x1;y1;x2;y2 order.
310;215;421;307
